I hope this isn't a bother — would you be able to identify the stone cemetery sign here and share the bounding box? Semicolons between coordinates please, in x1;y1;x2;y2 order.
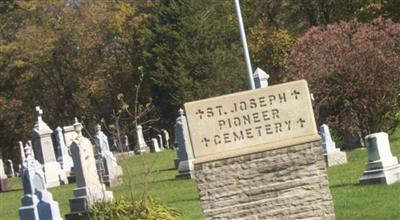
185;80;317;162
184;80;335;219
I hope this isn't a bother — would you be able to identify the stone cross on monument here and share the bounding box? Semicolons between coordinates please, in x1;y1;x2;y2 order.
32;106;67;187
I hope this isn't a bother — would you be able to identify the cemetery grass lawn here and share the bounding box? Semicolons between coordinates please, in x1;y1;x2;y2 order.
0;150;203;220
327;128;400;220
1;131;400;220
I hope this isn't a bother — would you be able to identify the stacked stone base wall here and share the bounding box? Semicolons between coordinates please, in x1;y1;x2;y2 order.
194;140;335;220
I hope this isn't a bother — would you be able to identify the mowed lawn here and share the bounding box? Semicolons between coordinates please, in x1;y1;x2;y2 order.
0;129;399;220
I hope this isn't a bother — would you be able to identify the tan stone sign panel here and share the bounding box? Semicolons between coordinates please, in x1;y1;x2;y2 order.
184;80;318;159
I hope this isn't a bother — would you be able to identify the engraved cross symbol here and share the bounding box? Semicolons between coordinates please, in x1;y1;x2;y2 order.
201;137;210;147
196;109;205;119
297;118;306;128
291;90;300;100
34;106;43;121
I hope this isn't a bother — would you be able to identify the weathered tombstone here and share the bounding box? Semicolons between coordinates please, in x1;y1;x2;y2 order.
162;129;170;149
136;125;148;154
124;135;129;152
32;106;67;187
19;145;62;220
185;80;335;219
63;118;80;150
27;141;35;158
253;67;270;88
66;122;113;219
18;141;26;176
55;126;74;175
359;132;400;185
320;124;347;166
0;159;11;192
19;141;26;162
94;124;123;187
7;159;15;177
174;109;194;178
151;138;161;152
157;134;164;150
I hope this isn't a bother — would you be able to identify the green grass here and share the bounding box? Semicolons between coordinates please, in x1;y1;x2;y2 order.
327;129;400;220
0;130;399;219
0;150;202;220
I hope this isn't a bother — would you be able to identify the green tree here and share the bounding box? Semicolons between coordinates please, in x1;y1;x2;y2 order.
144;0;247;127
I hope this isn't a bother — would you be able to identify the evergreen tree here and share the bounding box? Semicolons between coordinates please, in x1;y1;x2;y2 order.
144;0;248;127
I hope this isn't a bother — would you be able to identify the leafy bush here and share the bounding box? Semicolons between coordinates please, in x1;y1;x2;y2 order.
88;196;180;220
285;18;400;146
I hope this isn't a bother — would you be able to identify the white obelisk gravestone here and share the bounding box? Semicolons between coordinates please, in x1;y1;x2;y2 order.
320;124;347;166
162;129;170;149
174;108;194;178
136;125;148;154
55;126;74;175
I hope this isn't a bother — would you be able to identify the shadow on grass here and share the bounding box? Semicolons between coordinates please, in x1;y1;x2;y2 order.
1;188;22;193
155;167;176;172
330;182;360;188
151;177;183;184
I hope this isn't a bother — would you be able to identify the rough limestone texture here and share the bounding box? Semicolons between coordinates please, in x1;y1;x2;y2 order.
194;140;335;220
359;132;400;185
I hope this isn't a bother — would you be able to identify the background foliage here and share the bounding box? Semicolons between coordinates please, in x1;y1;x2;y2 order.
0;0;399;160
